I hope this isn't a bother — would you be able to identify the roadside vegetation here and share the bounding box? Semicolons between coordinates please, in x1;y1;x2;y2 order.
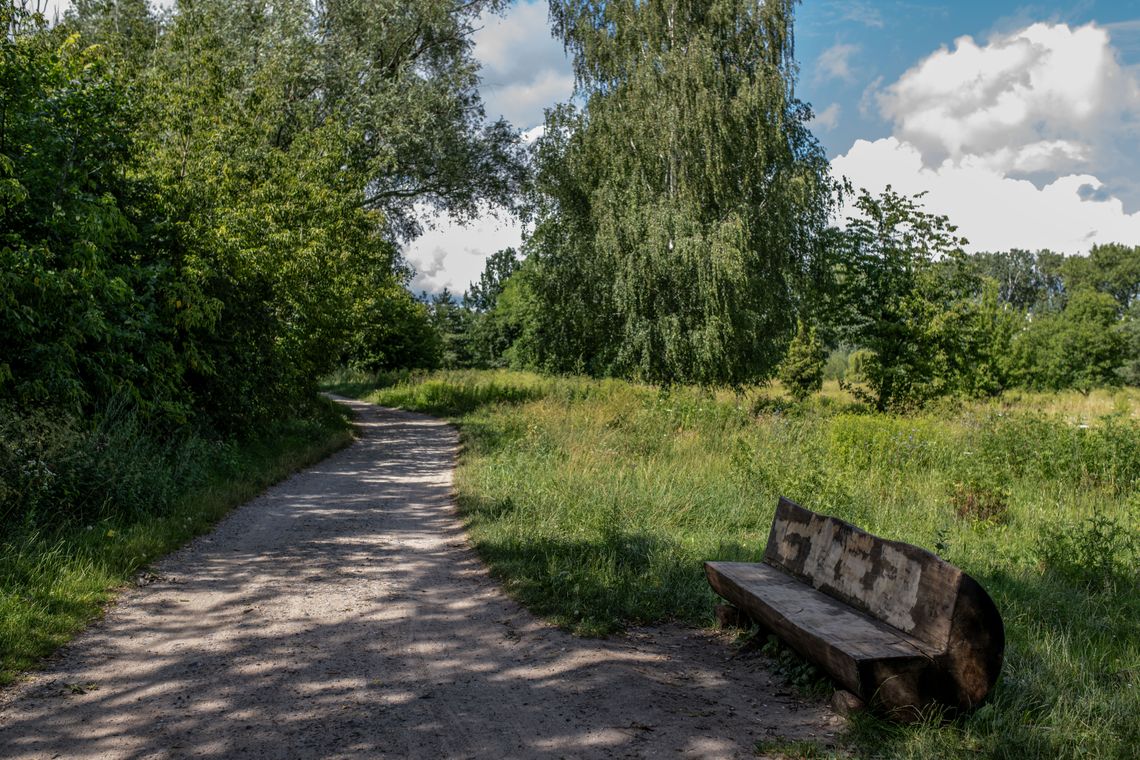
1;1;511;682
326;368;1140;760
6;2;1139;756
0;398;352;684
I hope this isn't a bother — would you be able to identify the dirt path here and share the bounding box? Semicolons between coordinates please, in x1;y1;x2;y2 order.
0;399;840;759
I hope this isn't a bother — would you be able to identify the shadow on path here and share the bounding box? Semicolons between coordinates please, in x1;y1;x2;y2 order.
0;399;839;759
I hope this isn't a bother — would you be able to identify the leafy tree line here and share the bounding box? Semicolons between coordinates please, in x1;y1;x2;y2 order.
817;190;1137;409
434;192;1138;410
1;0;522;532
402;0;1137;410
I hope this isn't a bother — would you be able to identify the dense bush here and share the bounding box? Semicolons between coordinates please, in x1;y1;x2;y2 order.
1;1;522;532
778;321;826;401
0;401;216;537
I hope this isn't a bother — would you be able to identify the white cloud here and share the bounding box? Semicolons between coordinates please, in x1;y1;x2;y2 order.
479;68;575;130
521;125;546;144
878;23;1140;175
834;22;1140;253
857;75;884;118
405;209;523;294
815;43;860;83
810;103;841;131
834;137;1140;253
474;1;574;129
838;1;884;29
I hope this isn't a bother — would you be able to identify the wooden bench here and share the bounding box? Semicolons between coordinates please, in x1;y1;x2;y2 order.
705;497;1004;719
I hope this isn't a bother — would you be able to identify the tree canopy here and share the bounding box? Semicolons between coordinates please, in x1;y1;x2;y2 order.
522;0;835;385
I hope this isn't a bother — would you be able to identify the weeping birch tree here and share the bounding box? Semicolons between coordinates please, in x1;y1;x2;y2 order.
528;0;835;384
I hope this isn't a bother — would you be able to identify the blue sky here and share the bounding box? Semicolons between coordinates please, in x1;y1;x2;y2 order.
796;1;1140;161
409;0;1140;294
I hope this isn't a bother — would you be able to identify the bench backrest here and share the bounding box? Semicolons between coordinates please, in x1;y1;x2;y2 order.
763;497;963;651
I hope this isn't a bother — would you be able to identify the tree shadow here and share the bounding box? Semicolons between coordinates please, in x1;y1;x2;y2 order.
0;400;835;758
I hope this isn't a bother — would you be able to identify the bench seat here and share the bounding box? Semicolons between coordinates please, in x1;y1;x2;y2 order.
705;498;1004;718
707;561;938;702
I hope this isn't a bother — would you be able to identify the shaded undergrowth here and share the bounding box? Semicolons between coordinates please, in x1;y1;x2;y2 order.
0;397;353;684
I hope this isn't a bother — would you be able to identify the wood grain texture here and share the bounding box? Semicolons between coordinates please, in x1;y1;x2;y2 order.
707;497;1004;718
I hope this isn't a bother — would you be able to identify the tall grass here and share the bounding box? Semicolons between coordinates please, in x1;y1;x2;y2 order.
331;369;1140;759
0;397;353;684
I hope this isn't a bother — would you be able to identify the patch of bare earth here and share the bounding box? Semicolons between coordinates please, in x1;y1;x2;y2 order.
0;399;840;758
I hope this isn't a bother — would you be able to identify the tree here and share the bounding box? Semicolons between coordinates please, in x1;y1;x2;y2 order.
528;0;835;385
465;247;521;313
1061;243;1140;314
0;7;191;420
1118;303;1140;386
68;0;157;71
124;0;527;428
778;320;825;401
963;249;1061;312
921;252;1024;398
835;188;969;410
428;289;475;369
1011;289;1127;392
466;248;531;368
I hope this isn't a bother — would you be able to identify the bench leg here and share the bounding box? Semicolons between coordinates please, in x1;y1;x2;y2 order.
714;603;752;629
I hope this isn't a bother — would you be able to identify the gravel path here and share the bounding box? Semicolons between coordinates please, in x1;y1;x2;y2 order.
0;398;839;759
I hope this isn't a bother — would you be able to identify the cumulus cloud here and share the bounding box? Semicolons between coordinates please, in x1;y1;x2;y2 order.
406;210;523;294
834;137;1140;252
816;43;860;83
879;24;1140;175
834;22;1140;253
474;1;574;129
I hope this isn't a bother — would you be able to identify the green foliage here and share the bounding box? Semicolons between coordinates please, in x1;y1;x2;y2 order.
822;348;849;381
1038;513;1139;593
779;320;826;401
1060;243;1140;313
0;401;201;535
1012;289;1127;393
834;189;971;410
344;284;440;372
336;369;1140;760
428;289;475;369
0;12;190;420
127;0;525;428
465;247;521;313
527;0;835;385
832;240;1138;403
1119;303;1140;385
964;248;1065;312
67;0;157;72
845;348;873;383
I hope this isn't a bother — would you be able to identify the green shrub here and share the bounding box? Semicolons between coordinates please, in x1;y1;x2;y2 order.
779;320;826;401
1038;513;1139;592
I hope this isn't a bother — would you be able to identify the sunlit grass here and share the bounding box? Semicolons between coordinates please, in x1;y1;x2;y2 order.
329;368;1139;759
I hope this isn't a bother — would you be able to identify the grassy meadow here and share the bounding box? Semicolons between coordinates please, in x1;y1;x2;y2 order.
0;399;353;685
325;368;1140;759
